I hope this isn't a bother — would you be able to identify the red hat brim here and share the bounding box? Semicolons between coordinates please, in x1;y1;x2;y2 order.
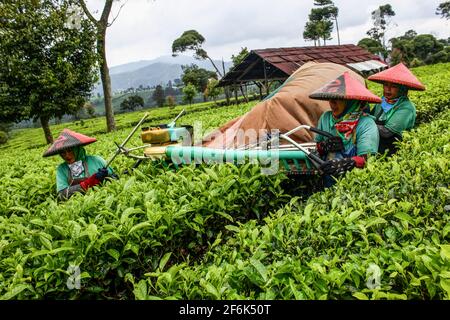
309;72;382;103
368;62;425;91
43;129;97;157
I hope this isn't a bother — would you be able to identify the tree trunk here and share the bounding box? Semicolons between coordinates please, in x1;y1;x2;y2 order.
335;16;341;45
221;59;230;105
98;26;116;132
40;116;53;144
207;55;223;77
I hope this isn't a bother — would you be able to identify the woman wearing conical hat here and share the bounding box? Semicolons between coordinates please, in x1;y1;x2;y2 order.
367;62;425;155
309;72;381;187
43;129;114;200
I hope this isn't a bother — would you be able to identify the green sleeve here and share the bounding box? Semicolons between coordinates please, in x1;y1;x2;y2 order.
86;155;114;175
384;102;416;136
315;112;328;143
56;164;69;192
356;116;379;156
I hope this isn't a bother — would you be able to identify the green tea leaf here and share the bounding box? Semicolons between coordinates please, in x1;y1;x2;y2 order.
352;292;369;300
440;245;450;261
134;280;148;300
159;252;172;271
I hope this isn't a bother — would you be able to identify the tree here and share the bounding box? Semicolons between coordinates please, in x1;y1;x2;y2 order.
358;38;385;56
204;79;222;104
165;80;177;97
303;0;338;46
436;1;450;19
367;4;396;51
182;84;197;106
120;95;144;112
152;85;165;108
166;95;176;109
0;0;98;143
172;30;223;77
412;34;445;62
79;0;128;132
231;47;249;67
314;0;340;45
388;31;448;66
181;64;217;101
84;102;97;118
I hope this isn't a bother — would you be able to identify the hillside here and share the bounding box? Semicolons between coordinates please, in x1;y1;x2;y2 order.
92;55;233;94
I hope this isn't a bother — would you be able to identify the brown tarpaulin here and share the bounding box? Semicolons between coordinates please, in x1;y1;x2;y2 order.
201;62;365;149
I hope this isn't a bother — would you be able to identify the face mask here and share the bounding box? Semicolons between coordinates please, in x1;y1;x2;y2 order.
68;160;84;178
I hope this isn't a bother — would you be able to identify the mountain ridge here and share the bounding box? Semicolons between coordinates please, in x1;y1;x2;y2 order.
92;55;232;94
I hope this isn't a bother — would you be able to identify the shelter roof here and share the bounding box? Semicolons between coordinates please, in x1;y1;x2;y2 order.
218;44;387;86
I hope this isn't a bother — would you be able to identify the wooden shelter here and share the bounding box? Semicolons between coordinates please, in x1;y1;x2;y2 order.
218;44;387;100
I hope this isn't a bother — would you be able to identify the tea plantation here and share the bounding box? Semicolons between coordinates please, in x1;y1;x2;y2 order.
0;63;449;300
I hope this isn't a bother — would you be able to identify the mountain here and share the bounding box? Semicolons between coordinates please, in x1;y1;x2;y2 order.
92;55;233;94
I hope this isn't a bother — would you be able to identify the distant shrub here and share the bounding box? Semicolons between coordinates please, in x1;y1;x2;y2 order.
0;131;8;144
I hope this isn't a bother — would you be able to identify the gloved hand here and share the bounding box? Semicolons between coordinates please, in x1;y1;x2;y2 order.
319;158;356;176
317;136;344;155
95;167;109;182
80;168;109;190
79;173;101;190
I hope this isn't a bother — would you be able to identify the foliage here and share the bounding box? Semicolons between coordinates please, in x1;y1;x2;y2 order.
151;86;165;108
204;79;222;104
182;84;197;106
120;95;144;112
78;0;124;132
172;30;222;77
436;1;450;19
0;0;98;143
303;0;338;46
0;131;8;144
181;64;217;101
389;32;449;66
166;96;176;109
357;38;385;57
134;109;450;300
84;103;97;118
0;63;448;300
366;4;396;50
231;48;249;67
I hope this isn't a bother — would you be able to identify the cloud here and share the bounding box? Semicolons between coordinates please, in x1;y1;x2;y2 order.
81;0;450;66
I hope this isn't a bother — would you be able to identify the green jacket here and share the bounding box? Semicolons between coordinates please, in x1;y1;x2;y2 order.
315;111;379;157
56;146;113;192
370;97;416;137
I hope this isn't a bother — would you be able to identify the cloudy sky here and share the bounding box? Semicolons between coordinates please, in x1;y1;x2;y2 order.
83;0;450;67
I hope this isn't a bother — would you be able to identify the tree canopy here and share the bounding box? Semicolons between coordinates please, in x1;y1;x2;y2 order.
182;84;197;106
181;64;217;101
389;31;449;66
367;4;396;50
0;0;98;143
436;1;450;19
303;0;339;46
120;95;144;112
152;85;165;108
172;30;223;77
231;47;250;67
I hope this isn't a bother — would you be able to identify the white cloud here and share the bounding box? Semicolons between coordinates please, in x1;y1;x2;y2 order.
83;0;450;67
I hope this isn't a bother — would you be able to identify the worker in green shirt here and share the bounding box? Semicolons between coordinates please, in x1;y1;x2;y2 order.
368;62;426;155
43;129;114;200
309;71;381;187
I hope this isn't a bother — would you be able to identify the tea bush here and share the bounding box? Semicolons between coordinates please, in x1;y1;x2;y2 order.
133;109;450;300
0;63;448;300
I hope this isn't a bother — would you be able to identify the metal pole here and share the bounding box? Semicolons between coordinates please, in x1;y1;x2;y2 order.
106;112;149;168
